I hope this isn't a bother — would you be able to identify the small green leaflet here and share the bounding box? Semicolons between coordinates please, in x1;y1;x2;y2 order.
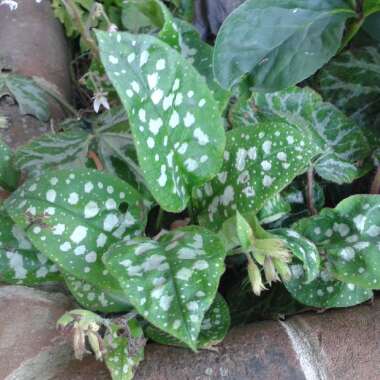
258;194;291;225
241;86;371;184
194;122;321;231
96;30;225;212
176;19;231;111
0;210;61;285
104;319;145;380
363;0;380;15
5;169;147;290
319;45;380;151
0;74;51;122
103;226;226;350
272;228;320;284
146;293;230;349
294;195;380;290
213;0;356;91
64;274;132;313
0;138;19;191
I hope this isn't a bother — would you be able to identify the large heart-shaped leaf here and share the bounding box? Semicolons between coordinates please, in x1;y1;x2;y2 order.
319;45;380;151
96;30;225;212
103;226;226;349
64;274;132;313
5;169;147;290
194;122;321;231
0;74;51;121
240;86;371;183
0;210;61;285
146;293;230;349
293;195;380;290
0;138;19;191
213;0;355;91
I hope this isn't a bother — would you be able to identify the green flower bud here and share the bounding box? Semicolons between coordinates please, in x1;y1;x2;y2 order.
247;254;266;296
263;256;280;285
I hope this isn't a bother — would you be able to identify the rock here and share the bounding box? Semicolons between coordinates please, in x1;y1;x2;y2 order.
0;286;74;380
1;286;378;380
194;0;245;39
0;0;71;148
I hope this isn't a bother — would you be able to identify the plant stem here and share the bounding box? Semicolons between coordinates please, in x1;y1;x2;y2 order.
61;0;100;59
88;151;104;171
155;208;164;231
307;167;317;215
370;166;380;194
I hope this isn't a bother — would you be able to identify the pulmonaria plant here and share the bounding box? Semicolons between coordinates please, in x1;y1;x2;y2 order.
0;0;380;379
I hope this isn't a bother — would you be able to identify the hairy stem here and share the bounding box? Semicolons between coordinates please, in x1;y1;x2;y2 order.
88;151;104;171
61;0;100;59
307;167;317;215
370;166;380;194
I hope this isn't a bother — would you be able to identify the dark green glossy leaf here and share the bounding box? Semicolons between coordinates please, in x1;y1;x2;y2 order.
146;293;230;349
103;226;226;350
96;30;225;212
5;169;147;291
195;122;321;231
363;14;380;41
213;0;355;91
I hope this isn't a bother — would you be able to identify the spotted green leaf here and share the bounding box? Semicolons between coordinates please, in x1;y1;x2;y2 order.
285;256;372;308
104;319;145;380
194;122;321;231
0;138;19;191
96;30;225;212
4;169;147;291
176;20;231;111
293;195;380;290
319;45;380;152
103;227;226;350
258;194;291;225
146;293;230;349
213;0;355;91
0;74;50;122
273;228;320;284
244;86;371;184
0;210;61;285
64;274;132;313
